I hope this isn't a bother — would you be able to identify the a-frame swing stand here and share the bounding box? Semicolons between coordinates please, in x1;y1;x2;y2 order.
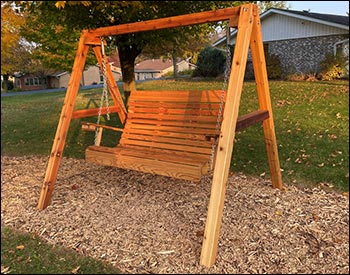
37;4;283;268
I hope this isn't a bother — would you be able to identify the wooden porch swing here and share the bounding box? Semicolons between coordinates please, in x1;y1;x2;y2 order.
37;4;283;268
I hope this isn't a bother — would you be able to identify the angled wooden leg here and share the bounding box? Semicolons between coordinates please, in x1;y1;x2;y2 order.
250;11;283;189
92;46;127;124
200;4;254;267
37;31;90;210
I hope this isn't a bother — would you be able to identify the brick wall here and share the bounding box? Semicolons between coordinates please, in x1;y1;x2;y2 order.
268;34;349;75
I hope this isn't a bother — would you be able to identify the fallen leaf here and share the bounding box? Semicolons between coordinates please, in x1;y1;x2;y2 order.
16;245;25;250
71;266;80;274
1;266;10;274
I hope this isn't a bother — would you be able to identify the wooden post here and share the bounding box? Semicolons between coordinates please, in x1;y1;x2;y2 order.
200;4;254;267
37;31;90;210
249;9;283;189
92;46;127;124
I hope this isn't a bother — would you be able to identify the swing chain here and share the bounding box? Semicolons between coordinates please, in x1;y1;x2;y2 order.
94;37;110;145
209;25;232;171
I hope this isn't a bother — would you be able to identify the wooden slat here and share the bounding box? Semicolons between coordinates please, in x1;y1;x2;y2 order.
86;146;209;181
128;102;222;110
120;139;212;154
129;90;223;103
129;107;221;116
124;123;218;135
121;133;213;148
127;113;218;122
126;119;217;128
123;128;210;141
87;145;208;166
119;145;210;160
85;7;240;40
72;106;120;119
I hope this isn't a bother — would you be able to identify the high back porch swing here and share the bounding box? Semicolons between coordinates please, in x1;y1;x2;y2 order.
37;4;283;267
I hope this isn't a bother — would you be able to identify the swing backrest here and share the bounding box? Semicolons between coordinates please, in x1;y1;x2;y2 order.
119;90;225;159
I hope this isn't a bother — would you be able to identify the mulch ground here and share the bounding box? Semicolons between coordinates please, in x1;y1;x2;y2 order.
1;155;349;274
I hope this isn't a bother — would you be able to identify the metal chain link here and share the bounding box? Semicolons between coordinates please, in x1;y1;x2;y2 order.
94;37;110;145
208;26;232;171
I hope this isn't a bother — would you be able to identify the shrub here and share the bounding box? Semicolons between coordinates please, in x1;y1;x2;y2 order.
194;46;226;77
319;52;347;80
1;79;14;90
265;53;283;79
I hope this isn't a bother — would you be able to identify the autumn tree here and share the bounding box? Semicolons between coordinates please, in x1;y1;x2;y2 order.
17;1;247;94
255;1;289;12
1;2;26;92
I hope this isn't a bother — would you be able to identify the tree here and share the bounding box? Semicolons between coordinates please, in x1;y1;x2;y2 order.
1;2;26;92
255;1;289;12
16;1;247;94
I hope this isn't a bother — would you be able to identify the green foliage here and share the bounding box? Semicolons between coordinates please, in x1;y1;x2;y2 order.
2;80;14;90
319;52;348;80
194;46;226;77
266;53;283;79
1;226;121;274
16;1;246;82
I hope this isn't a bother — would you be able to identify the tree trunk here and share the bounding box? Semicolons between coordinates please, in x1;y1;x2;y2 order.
172;49;178;79
2;74;9;93
118;44;141;105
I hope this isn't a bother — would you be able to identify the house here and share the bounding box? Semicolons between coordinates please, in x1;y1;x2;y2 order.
134;58;196;81
13;64;122;91
213;8;349;76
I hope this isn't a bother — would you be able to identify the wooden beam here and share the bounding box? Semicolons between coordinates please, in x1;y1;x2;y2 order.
200;4;255;267
37;31;90;210
85;7;240;43
72;105;120;119
236;110;269;132
249;8;283;189
92;46;127;124
81;122;124;132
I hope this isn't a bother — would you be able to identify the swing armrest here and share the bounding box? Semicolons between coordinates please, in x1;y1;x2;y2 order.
81;122;124;132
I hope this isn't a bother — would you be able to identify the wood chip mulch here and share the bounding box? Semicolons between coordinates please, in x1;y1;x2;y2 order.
1;155;349;274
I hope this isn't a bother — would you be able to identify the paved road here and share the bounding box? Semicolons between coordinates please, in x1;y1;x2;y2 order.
1;78;165;97
1;83;105;97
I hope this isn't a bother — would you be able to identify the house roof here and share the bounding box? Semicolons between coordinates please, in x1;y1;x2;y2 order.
262;8;349;29
135;59;173;72
108;50;121;68
213;8;349;47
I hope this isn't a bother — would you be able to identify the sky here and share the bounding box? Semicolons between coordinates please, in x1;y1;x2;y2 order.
286;1;349;15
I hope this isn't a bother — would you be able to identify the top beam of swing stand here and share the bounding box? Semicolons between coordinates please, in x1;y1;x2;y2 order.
84;6;241;43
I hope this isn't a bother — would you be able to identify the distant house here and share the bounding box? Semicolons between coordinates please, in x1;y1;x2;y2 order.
13;64;122;91
134;58;196;81
213;8;349;76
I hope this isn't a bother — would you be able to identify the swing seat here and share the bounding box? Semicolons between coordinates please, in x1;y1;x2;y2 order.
85;90;270;181
85;90;224;181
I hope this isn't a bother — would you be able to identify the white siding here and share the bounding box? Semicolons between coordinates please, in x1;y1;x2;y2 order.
229;14;348;45
262;14;348;42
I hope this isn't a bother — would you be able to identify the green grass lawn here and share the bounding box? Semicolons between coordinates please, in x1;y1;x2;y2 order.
2;79;348;191
1;79;349;273
1;226;121;274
